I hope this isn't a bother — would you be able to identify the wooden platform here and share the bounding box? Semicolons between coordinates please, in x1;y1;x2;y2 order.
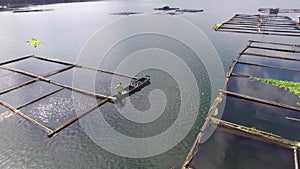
182;40;300;169
214;14;300;37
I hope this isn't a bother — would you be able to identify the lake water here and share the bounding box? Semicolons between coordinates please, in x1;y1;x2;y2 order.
0;0;300;168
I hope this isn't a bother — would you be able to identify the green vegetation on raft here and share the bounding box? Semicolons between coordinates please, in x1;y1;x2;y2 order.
213;23;222;30
249;76;300;106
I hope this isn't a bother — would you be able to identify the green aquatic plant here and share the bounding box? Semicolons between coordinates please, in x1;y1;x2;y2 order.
213;108;219;116
212;93;224;117
215;92;223;104
27;38;43;48
213;23;222;30
250;127;262;136
295;141;300;148
249;76;300;106
295;22;300;29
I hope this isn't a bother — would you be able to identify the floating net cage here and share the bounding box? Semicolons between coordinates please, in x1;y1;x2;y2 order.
258;8;300;14
183;40;300;169
0;55;139;137
214;14;300;37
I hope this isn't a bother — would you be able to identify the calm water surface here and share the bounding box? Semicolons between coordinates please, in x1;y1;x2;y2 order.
0;0;300;168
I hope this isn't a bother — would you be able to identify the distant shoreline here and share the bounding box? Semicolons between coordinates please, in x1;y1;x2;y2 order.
0;0;101;12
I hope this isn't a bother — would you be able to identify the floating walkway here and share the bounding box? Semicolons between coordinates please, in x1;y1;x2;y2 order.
182;40;300;169
214;14;300;37
0;55;147;137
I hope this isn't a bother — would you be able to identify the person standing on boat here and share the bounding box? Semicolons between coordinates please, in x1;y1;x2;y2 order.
115;83;124;95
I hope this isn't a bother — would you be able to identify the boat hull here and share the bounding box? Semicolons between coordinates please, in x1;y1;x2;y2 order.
115;75;150;101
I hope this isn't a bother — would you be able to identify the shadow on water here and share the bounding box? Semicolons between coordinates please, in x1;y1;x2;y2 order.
227;76;300;107
221;95;300;141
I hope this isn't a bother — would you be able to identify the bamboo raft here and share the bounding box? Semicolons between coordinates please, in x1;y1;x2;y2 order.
0;55;147;137
182;40;300;169
214;14;300;37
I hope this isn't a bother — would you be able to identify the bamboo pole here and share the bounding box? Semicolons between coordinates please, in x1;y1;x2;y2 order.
237;60;300;72
230;72;253;78
0;99;53;134
211;117;281;138
225;21;296;26
0;66;116;100
212;117;299;149
230;15;292;20
0;65;74;96
229;17;294;23
286;117;300;122
248;45;300;53
229;19;293;23
43;65;75;77
242;17;294;21
50;81;116;100
0;79;37;95
217;28;300;37
181;130;203;169
223;41;251;89
227;19;295;23
217;21;300;36
219;26;300;34
249;40;300;47
48;98;109;137
227;25;298;31
219;90;300;111
223;23;297;29
0;55;32;66
233;14;292;20
231;15;287;19
31;55;138;80
30;55;73;66
294;149;299;169
242;52;300;62
181;94;223;169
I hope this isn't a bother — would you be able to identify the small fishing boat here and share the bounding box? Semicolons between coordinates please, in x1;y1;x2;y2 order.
115;75;150;101
154;6;179;11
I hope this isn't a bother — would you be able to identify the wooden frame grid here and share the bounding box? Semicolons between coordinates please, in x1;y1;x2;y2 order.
258;8;300;14
215;14;300;37
0;55;137;137
182;40;300;169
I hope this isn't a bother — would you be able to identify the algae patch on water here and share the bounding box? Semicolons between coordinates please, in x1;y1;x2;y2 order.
249;76;300;106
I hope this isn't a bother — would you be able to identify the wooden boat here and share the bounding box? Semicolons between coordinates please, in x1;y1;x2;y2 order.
115;75;150;101
154;6;179;11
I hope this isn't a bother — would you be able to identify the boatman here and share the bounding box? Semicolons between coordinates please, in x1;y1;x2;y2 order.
115;83;124;95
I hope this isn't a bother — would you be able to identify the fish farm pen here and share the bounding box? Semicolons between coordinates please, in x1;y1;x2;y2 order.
258;8;300;14
182;40;300;169
0;55;149;137
214;14;300;37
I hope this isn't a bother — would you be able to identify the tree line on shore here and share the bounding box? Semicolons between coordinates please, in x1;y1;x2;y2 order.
1;0;99;7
